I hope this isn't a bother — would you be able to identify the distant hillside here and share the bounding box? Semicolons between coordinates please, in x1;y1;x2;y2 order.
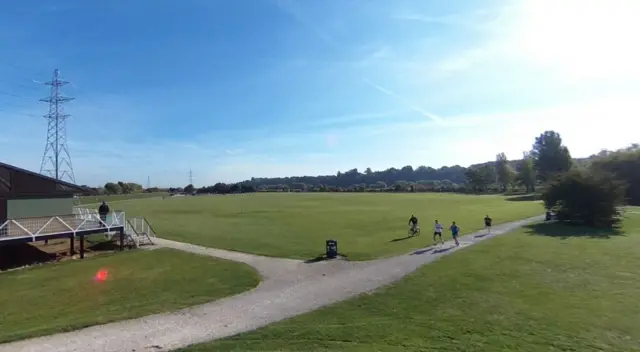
242;155;598;191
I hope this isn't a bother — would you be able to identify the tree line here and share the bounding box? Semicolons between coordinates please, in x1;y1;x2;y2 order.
92;131;640;217
509;132;640;228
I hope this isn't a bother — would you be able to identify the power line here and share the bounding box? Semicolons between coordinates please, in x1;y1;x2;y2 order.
0;92;27;98
39;69;76;184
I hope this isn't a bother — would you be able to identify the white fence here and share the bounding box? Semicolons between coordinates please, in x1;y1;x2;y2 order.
0;211;126;242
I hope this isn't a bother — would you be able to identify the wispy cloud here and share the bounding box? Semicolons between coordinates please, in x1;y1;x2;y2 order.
361;78;444;124
225;149;243;155
392;13;473;27
275;0;336;46
391;8;504;31
311;111;402;126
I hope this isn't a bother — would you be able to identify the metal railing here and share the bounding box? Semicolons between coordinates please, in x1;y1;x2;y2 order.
0;211;126;241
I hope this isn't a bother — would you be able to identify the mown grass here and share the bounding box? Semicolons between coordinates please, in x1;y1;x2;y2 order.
77;192;168;205
181;213;640;352
110;193;543;260
0;248;259;343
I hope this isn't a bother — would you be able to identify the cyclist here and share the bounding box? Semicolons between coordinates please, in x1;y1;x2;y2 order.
408;214;419;235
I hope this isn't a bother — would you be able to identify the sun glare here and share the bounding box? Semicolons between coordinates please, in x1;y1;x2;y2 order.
506;0;640;80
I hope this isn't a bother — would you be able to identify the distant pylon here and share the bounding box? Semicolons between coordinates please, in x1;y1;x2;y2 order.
39;69;76;183
189;169;193;186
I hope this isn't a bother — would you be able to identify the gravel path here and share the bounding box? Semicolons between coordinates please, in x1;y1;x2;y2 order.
0;216;543;352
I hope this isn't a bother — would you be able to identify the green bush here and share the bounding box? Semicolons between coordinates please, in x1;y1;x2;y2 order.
541;169;626;227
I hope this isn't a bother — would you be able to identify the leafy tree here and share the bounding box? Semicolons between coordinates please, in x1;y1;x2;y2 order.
104;182;121;195
516;156;536;192
184;184;195;193
212;182;230;194
464;165;494;192
541;168;625;227
240;184;256;193
530;131;572;181
125;182;143;193
590;148;640;205
495;152;516;191
117;181;128;194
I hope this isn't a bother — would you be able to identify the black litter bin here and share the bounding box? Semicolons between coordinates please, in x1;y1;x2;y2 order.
545;211;552;221
326;239;338;259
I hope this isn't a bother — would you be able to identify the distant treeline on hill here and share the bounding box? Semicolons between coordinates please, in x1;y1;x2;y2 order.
91;135;640;200
232;154;596;194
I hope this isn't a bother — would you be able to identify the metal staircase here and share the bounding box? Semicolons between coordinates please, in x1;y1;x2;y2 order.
124;217;156;247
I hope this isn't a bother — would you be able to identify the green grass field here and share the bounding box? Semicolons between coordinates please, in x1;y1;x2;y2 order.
181;213;640;352
109;193;543;260
77;192;168;205
0;248;259;343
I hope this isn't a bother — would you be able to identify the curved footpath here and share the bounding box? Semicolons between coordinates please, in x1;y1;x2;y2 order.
0;216;543;352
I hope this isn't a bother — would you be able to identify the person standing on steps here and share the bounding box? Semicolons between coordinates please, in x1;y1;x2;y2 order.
450;221;460;246
98;201;110;227
433;220;444;245
484;215;493;234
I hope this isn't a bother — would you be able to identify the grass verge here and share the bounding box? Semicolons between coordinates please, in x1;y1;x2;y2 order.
180;213;640;351
114;193;543;260
0;248;259;343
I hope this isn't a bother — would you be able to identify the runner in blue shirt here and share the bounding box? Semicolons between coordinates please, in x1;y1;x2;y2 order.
450;221;460;246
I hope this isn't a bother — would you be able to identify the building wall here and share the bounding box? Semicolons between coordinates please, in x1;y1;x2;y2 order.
0;199;6;223
7;198;76;219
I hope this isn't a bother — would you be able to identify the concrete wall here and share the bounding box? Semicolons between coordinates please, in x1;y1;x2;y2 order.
7;198;75;219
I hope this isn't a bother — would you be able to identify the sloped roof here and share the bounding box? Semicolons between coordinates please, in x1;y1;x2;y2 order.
0;161;92;194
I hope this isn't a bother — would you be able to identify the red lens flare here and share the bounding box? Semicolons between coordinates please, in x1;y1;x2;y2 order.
94;269;109;282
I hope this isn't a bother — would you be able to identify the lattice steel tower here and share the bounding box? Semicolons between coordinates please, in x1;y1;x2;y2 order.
39;69;76;183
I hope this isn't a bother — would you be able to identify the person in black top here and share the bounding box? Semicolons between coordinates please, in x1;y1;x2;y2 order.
408;214;418;234
484;215;492;234
98;201;110;226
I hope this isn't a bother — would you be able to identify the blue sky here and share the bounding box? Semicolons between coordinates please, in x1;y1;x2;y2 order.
1;0;639;187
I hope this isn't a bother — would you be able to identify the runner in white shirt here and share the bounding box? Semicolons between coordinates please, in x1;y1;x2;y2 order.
433;220;444;245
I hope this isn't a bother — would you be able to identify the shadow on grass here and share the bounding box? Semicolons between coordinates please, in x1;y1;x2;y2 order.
505;194;539;202
524;222;625;239
0;244;57;271
87;239;123;251
411;247;434;256
433;246;456;254
304;253;349;263
390;235;418;242
473;233;490;239
411;245;457;256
